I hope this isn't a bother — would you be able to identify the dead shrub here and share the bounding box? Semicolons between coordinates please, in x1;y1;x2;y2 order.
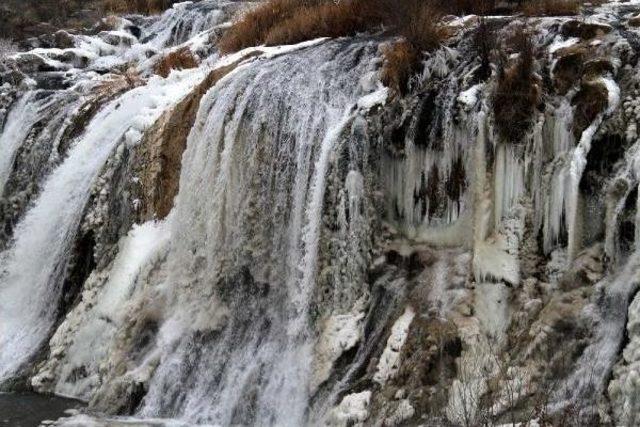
154;47;198;78
522;0;581;17
217;0;306;54
219;0;445;55
263;1;383;47
493;30;541;143
473;17;497;81
381;40;420;95
400;2;445;53
103;0;175;15
220;0;446;94
379;1;445;94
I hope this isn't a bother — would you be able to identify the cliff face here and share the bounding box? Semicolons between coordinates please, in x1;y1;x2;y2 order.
2;1;640;426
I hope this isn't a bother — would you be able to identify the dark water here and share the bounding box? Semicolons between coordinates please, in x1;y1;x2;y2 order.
0;392;84;427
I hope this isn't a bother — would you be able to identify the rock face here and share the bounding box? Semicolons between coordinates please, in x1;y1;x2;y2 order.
3;1;640;426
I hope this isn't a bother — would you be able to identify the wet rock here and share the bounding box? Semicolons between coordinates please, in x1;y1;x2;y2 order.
559;244;605;291
10;53;54;73
98;31;135;47
562;20;613;40
54;31;76;49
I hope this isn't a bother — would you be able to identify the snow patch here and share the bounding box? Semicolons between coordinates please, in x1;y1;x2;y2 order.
374;306;415;385
312;311;365;391
328;391;372;426
458;84;483;110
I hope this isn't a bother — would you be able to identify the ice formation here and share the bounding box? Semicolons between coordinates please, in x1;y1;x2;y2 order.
2;0;640;426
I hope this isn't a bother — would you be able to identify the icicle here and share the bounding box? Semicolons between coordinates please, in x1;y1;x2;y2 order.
493;144;525;230
527;116;546;236
604;178;632;265
474;110;491;245
553;100;575;156
566;76;620;260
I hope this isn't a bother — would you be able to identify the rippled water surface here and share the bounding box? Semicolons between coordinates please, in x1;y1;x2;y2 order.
0;392;84;427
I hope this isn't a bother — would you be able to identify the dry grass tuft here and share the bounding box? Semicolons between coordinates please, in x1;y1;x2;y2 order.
263;1;383;47
381;40;420;95
102;0;175;15
217;0;306;54
400;2;445;52
522;0;582;17
493;30;541;143
154;47;198;78
473;17;498;81
380;1;446;94
220;0;446;94
219;0;445;55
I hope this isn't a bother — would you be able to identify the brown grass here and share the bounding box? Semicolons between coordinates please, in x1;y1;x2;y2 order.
102;0;175;15
220;0;446;94
522;0;582;17
381;40;420;95
217;0;307;54
380;1;446;94
493;30;541;143
401;2;445;52
263;1;384;47
153;47;198;78
219;0;445;55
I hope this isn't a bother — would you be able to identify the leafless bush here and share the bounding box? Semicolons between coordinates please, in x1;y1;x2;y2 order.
521;0;582;16
381;40;420;95
154;47;198;78
493;29;541;143
102;0;175;14
474;17;497;81
219;0;445;55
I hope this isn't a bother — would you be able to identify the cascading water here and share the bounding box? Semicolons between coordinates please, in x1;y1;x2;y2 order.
139;0;229;48
5;1;640;426
0;0;239;385
135;39;382;426
0;82;105;247
0;69;205;383
0;93;37;194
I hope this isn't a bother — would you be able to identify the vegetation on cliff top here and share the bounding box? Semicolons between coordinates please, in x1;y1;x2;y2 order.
217;0;598;94
0;0;180;40
218;0;598;55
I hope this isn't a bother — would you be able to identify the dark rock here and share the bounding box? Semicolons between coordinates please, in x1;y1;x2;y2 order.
562;20;612;40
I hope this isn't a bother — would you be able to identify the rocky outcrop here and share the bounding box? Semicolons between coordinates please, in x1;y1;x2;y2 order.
7;1;640;426
134;61;243;220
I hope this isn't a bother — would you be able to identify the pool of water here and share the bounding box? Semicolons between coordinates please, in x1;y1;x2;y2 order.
0;392;84;427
